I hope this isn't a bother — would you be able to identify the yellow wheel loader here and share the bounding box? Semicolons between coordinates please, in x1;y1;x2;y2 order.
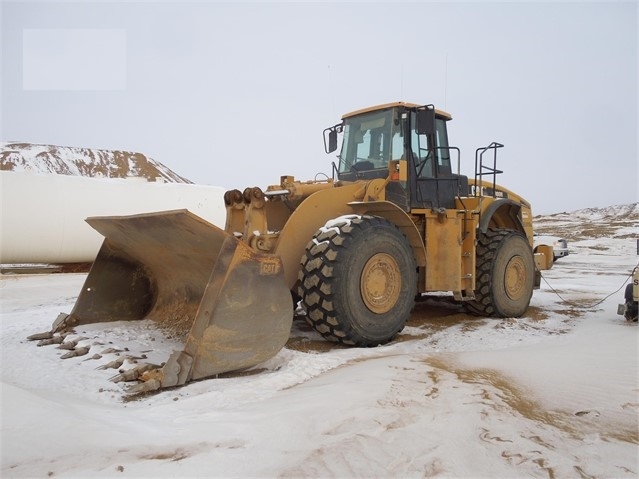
30;102;553;393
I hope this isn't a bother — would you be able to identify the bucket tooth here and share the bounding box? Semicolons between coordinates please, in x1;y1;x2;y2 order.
51;313;75;334
110;363;160;383
60;346;90;359
57;341;76;350
125;379;162;395
37;336;64;347
99;347;124;355
27;331;53;341
97;357;127;370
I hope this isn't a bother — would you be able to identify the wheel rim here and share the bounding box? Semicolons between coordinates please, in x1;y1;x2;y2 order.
504;255;527;300
360;253;401;314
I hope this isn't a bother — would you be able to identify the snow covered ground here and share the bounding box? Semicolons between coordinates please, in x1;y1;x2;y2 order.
1;206;638;478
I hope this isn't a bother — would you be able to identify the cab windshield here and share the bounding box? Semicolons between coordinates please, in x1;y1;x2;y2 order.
338;108;403;174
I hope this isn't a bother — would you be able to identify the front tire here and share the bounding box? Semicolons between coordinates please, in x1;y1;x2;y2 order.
466;229;535;317
298;215;417;346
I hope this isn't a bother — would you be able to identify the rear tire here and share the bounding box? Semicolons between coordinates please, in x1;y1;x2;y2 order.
298;215;417;346
466;229;535;317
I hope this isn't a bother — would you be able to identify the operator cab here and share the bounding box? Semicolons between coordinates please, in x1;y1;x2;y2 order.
324;102;469;210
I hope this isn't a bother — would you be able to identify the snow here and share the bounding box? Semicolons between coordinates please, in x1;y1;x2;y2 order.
1;207;638;478
313;215;362;245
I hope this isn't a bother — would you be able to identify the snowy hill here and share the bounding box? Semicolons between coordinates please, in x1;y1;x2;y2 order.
0;142;224;264
0;142;191;183
534;203;639;242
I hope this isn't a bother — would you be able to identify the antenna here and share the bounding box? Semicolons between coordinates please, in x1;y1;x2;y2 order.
444;53;448;111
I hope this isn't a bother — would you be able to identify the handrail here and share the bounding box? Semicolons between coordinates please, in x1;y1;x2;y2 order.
474;142;504;197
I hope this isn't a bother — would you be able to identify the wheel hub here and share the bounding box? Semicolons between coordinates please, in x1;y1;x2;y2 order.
360;253;401;314
504;255;526;300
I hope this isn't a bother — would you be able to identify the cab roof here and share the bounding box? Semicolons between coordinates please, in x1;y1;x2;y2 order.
342;101;452;121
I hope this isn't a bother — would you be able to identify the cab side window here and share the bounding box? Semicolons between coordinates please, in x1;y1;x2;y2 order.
411;112;433;178
434;118;451;175
411;115;451;178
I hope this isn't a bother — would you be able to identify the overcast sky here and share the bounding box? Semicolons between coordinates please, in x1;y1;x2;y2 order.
1;1;637;215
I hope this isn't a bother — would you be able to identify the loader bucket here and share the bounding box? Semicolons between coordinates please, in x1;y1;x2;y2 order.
51;209;293;391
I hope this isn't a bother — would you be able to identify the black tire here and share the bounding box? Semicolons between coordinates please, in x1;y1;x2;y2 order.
298;215;417;346
466;229;535;317
623;284;638;322
624;283;633;303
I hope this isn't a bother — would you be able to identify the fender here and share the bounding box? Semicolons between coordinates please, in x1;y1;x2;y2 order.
479;198;525;234
273;182;364;289
348;200;427;267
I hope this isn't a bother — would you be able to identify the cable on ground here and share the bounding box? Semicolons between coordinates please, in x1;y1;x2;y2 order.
539;263;638;309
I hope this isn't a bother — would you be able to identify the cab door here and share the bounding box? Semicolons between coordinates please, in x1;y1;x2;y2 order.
409;113;457;209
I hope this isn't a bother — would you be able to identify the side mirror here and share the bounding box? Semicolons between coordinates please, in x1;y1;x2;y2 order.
328;129;337;153
323;125;341;154
416;106;435;135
